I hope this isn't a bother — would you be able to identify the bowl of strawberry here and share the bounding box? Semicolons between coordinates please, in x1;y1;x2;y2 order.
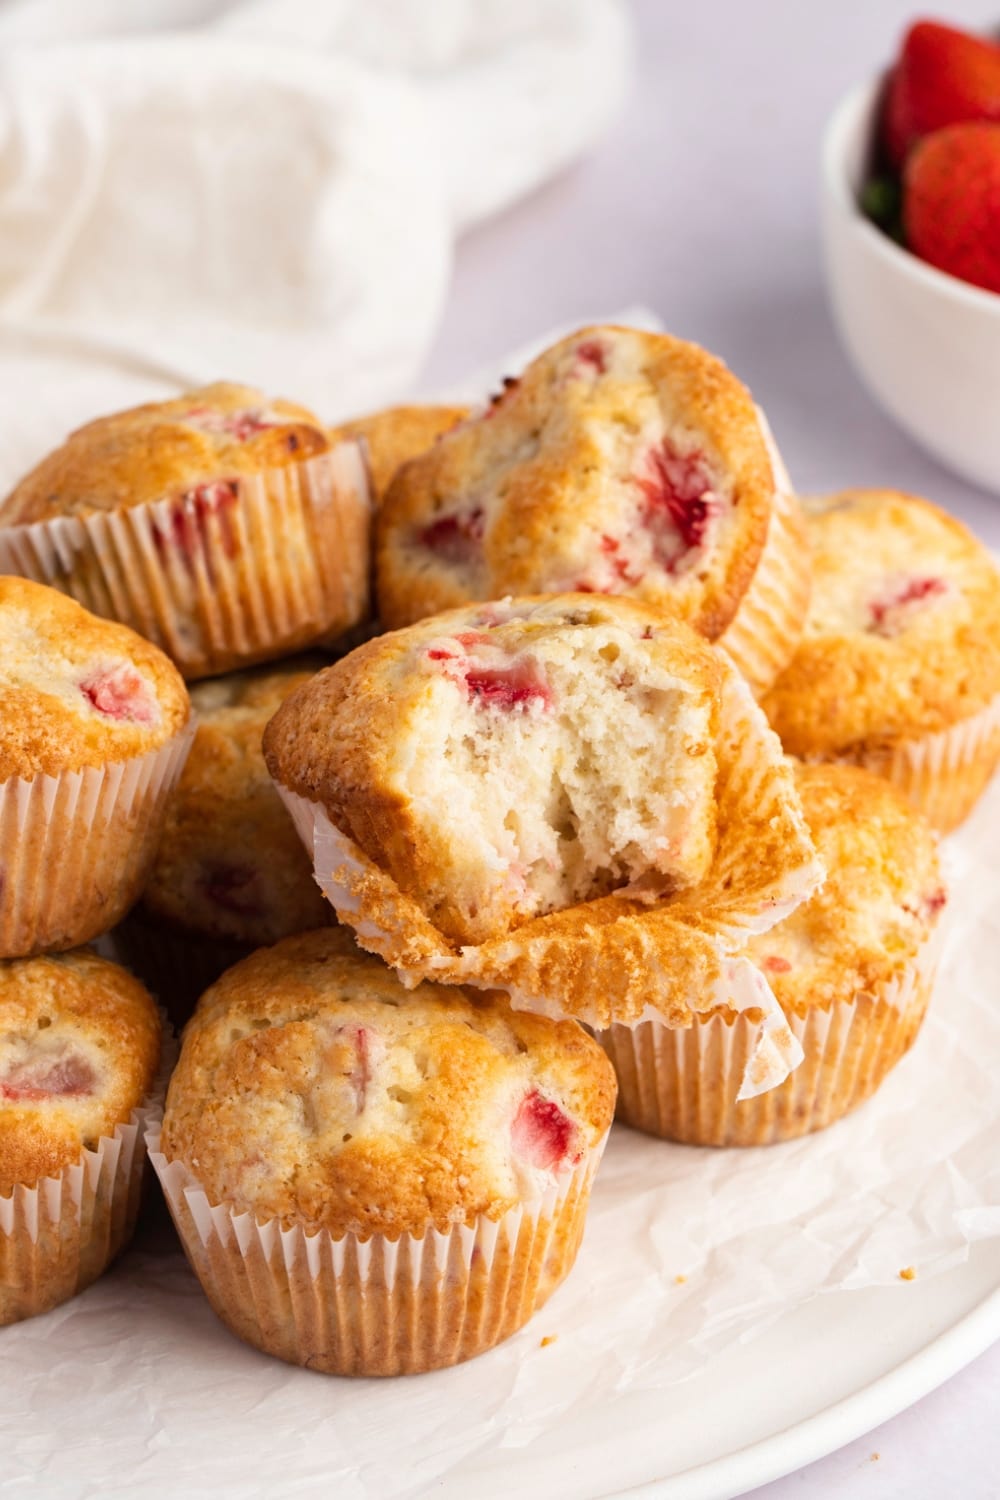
822;18;1000;492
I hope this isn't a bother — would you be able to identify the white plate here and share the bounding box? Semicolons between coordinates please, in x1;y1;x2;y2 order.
5;773;1000;1500
619;1242;1000;1498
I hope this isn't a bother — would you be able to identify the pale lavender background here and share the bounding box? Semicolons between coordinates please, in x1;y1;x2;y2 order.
421;1;1000;1494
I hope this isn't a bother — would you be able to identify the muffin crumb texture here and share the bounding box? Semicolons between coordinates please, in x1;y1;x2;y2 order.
264;595;722;947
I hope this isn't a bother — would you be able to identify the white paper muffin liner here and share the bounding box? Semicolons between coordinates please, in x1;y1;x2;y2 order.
599;915;945;1147
0;1012;175;1326
274;653;823;1099
719;409;811;696
840;690;1000;835
147;1130;607;1377
0;725;194;959
0;443;372;680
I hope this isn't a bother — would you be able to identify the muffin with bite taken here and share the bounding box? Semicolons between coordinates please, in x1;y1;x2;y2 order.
264;594;822;1100
151;928;615;1375
0;382;371;679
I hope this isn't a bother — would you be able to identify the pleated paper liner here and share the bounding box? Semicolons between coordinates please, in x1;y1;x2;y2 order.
148;1133;607;1377
834;691;1000;836
110;908;253;1030
0;725;194;960
0;1012;175;1326
600;921;944;1147
274;653;823;1104
719;409;811;697
0;442;372;680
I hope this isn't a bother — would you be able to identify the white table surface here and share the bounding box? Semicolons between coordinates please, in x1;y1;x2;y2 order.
420;1;1000;1495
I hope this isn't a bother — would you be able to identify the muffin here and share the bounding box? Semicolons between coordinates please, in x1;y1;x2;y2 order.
0;382;372;679
0;949;164;1325
329;403;469;505
375;326;810;693
266;594;725;949
762;490;1000;831
117;657;333;1020
150;928;615;1375
265;596;822;1078
0;577;192;958
600;763;947;1145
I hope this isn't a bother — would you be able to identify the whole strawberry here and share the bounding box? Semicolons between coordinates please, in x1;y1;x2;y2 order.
884;19;1000;167
903;122;1000;294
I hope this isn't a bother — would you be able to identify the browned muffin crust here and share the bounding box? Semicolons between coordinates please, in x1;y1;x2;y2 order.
376;326;778;640
160;929;615;1238
0;949;161;1190
0;383;331;524
763;490;1000;753
329;404;469;505
746;762;944;1014
0;576;190;781
142;657;332;944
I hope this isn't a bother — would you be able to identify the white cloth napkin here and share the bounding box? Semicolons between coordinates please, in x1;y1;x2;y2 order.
0;0;631;489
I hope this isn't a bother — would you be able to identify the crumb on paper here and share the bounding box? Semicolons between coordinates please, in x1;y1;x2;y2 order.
674;1275;687;1285
898;1266;917;1281
539;1335;557;1349
870;1452;880;1463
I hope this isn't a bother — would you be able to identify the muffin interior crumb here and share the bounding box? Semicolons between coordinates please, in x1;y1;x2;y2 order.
405;613;718;937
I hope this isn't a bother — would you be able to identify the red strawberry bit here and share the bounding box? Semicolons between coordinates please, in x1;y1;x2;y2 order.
464;660;551;712
511;1089;579;1172
575;339;607;374
867;576;948;636
80;663;155;725
183;406;277;442
635;440;720;572
600;533;642;586
923;888;948;917
1;1051;95;1103
201;864;262;919
417;507;484;566
426;630;488;663
152;480;240;570
331;1023;374;1113
762;955;792;974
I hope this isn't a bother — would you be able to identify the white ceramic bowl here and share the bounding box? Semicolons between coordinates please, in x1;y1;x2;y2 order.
822;79;1000;494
